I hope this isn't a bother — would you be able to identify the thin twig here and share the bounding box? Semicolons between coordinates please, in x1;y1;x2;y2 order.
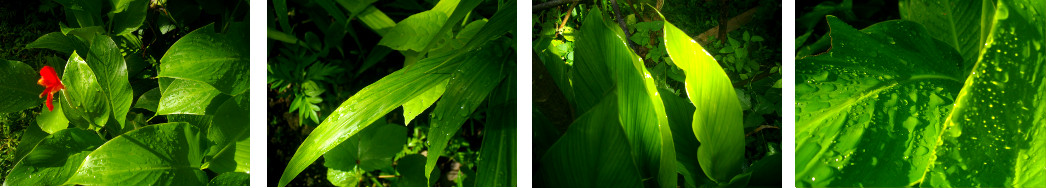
746;125;780;137
533;0;581;12
611;0;637;52
554;1;579;38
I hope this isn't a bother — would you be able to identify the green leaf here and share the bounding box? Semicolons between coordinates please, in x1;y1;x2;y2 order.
402;80;448;126
205;94;250;174
475;80;516;186
278;53;460;187
61;52;110;129
377;10;449;51
86;36;133;136
575;8;675;187
208;172;249;186
159;23;249;96
421;0;484;53
133;87;160;112
2;129;104;186
663;15;745;183
26;32;89;55
539;94;643;188
460;1;515;52
0;60;43;113
425;47;506;181
157;79;230;115
54;0;103;27
794;16;965;186
899;0;987;73
397;154;439;187
37;96;70;134
324;122;407;172
65;123;207;185
924;0;1046;186
12;124;49;165
326;167;364;187
110;0;148;35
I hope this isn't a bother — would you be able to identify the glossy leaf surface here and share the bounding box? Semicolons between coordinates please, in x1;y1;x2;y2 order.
86;36;133;132
278;53;459;186
66;123;207;185
157;79;229;115
61;52;110;129
425;46;505;180
573;8;675;187
795;16;965;187
663;17;745;183
3;129;104;186
159;23;249;96
206;94;250;174
924;0;1046;186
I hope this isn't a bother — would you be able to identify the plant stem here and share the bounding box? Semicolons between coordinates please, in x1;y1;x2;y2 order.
554;1;579;38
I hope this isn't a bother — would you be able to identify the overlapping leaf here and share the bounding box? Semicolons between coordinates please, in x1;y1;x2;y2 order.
662;16;745;184
795;0;1045;186
159;23;249;96
3;129;104;186
539;94;643;188
424;46;506;181
924;0;1046;186
570;8;676;187
795;16;964;187
0;60;42;113
65;123;207;185
278;53;460;186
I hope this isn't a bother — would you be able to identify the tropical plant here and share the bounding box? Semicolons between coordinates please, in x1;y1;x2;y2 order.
795;0;1045;187
0;0;249;186
269;0;516;186
533;1;781;187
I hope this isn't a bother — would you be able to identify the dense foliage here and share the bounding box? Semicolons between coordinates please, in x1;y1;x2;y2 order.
267;0;516;186
0;0;249;186
533;0;781;187
795;0;1046;187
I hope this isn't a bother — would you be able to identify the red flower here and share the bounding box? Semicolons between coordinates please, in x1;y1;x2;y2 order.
37;65;64;111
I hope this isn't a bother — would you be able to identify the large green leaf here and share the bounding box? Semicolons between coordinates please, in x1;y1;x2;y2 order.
205;94;250;174
377;10;449;51
110;0;148;35
61;52;110;129
424;46;506;181
323;121;405;186
65;122;207;185
474;77;516;186
663;16;744;184
25;32;89;55
278;53;460;186
899;0;990;74
37;96;70;134
159;23;249;96
0;60;43;113
924;0;1046;186
86;36;133;134
133;87;160;112
397;154;440;187
795;16;965;187
157;79;230;115
421;0;482;53
573;8;675;187
2;129;104;186
324;122;407;172
539;94;643;188
402;80;447;126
